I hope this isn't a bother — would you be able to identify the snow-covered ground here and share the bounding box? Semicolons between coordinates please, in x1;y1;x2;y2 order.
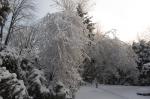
75;85;150;99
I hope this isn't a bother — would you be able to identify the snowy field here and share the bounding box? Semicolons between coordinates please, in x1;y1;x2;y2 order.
75;85;150;99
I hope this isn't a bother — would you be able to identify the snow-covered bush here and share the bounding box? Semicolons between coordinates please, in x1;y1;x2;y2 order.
17;52;52;99
0;46;53;99
52;81;72;99
27;69;50;99
0;46;27;81
0;67;31;99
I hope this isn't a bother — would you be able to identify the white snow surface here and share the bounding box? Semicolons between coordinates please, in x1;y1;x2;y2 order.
75;85;150;99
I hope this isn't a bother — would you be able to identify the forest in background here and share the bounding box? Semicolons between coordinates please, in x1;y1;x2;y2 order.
0;0;150;99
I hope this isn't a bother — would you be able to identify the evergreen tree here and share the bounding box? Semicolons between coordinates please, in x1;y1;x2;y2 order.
81;58;96;83
76;3;96;83
132;40;150;85
76;4;95;40
0;0;11;42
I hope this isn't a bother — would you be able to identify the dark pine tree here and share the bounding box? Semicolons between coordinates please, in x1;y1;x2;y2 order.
132;40;150;85
76;4;95;41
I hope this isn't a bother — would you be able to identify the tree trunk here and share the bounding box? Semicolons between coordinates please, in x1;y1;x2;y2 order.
4;19;13;45
4;28;11;45
0;25;3;43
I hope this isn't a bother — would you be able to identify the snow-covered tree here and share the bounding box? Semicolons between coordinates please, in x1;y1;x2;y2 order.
132;40;150;85
52;0;76;12
36;11;89;96
5;0;35;45
82;33;138;85
76;3;95;40
9;25;39;58
0;0;11;42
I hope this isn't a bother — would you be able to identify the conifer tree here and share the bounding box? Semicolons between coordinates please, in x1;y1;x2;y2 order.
0;0;11;42
132;40;150;85
76;3;95;40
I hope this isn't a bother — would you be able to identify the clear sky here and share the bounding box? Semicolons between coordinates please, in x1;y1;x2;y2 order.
36;0;150;42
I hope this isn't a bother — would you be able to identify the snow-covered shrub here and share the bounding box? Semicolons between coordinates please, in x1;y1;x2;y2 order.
27;69;50;99
17;54;52;99
0;47;27;81
52;81;71;99
0;46;53;99
0;67;31;99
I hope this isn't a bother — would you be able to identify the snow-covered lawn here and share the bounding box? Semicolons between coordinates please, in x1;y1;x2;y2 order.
75;85;150;99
